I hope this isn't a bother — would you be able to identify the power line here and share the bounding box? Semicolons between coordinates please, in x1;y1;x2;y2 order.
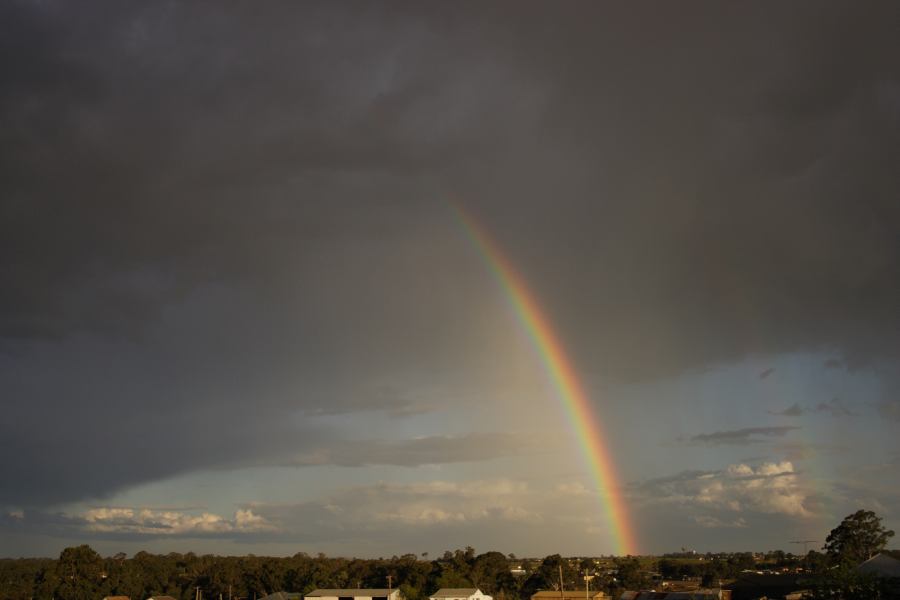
789;540;818;554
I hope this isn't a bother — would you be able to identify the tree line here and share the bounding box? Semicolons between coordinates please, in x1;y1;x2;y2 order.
0;546;678;600
1;510;895;600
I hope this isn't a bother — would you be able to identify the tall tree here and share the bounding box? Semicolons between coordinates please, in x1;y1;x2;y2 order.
55;545;104;600
824;509;895;565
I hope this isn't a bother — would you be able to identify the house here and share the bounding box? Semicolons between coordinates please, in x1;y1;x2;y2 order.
146;596;178;600
305;589;403;600
531;591;609;600
103;596;130;600
856;553;900;578
430;589;492;600
618;590;730;600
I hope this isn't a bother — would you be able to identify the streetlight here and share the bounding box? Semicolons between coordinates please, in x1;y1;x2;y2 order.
583;572;595;600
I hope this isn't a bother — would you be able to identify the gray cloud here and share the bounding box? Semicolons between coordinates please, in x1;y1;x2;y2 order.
286;433;539;468
1;0;898;513
770;398;858;417
688;426;801;445
772;404;806;417
878;401;900;422
0;479;571;551
0;506;273;542
691;515;748;529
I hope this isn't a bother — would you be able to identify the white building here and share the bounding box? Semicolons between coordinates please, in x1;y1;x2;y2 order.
429;588;492;600
306;589;403;600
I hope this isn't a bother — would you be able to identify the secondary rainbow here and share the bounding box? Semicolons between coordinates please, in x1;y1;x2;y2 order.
452;202;637;556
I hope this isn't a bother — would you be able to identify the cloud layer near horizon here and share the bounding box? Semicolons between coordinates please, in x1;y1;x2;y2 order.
0;463;822;553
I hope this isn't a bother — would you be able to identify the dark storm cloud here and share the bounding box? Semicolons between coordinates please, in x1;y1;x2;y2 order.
0;1;499;340
2;0;899;509
688;426;800;446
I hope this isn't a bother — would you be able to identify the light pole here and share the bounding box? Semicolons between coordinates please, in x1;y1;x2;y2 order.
583;572;594;600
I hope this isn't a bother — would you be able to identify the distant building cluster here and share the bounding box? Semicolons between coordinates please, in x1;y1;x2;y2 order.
108;588;493;600
105;585;738;600
105;585;728;600
109;555;900;600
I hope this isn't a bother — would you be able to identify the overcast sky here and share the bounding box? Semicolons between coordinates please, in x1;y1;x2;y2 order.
2;0;899;558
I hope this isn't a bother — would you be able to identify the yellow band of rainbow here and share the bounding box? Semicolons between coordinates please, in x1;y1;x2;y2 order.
453;202;637;556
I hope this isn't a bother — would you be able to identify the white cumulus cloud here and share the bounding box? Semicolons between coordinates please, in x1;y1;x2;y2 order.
81;507;274;535
635;461;814;518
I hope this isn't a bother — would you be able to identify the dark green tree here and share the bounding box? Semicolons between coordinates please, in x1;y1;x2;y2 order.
807;565;900;600
470;551;514;595
520;554;579;599
55;545;104;600
657;559;678;580
824;510;895;566
608;557;642;593
432;549;474;589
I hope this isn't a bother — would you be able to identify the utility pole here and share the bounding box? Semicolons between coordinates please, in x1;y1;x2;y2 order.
790;540;819;571
559;564;565;600
583;571;594;600
387;574;393;598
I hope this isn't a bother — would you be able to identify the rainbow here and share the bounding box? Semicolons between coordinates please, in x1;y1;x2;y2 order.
452;203;637;556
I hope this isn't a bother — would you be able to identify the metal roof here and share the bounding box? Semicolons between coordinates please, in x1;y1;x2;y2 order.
306;590;396;597
531;592;606;599
856;553;900;578
430;590;480;598
259;593;303;600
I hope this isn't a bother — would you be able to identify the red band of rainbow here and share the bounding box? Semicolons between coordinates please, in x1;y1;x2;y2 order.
453;202;637;556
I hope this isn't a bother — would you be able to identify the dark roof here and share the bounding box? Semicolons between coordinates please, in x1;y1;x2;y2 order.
531;592;606;600
618;591;723;600
260;593;303;600
306;591;396;597
856;553;900;578
431;590;480;598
